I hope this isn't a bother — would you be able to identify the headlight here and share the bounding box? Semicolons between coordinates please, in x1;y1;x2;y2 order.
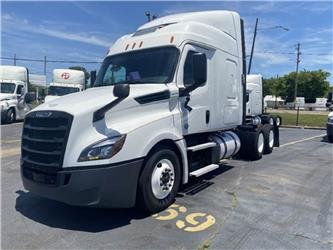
1;102;9;111
78;134;126;162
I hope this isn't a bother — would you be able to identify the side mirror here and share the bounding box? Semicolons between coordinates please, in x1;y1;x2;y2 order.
192;53;207;86
113;84;130;99
24;92;35;104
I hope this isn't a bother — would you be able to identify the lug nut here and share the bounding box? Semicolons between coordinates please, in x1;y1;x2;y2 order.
157;163;162;168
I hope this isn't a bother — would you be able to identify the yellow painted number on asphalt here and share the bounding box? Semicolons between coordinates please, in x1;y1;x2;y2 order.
153;204;187;220
176;213;216;232
153;204;216;232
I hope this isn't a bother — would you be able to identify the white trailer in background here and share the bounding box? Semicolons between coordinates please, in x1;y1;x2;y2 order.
45;69;85;102
0;65;32;123
21;11;281;213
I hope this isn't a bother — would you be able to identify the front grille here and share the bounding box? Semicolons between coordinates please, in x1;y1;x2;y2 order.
21;111;73;184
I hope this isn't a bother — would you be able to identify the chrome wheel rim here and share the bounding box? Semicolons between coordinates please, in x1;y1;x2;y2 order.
9;111;14;122
151;159;175;199
276;117;280;126
269;130;274;148
269;117;274;125
258;133;264;153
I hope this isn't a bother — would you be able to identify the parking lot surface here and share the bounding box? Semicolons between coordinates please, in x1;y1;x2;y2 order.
1;123;332;249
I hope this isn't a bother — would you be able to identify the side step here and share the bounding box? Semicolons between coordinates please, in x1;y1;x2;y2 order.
187;142;216;152
190;164;219;177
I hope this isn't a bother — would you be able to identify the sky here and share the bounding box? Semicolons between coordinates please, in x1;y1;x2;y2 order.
1;1;333;84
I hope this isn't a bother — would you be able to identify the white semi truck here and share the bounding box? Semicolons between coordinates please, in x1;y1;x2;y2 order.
45;69;85;102
21;11;281;213
246;74;281;126
0;65;32;123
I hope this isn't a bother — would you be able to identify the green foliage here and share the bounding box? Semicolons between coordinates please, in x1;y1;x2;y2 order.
263;70;331;101
270;111;327;127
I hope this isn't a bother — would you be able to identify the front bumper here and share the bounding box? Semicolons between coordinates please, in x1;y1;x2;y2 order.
327;123;333;136
21;159;144;208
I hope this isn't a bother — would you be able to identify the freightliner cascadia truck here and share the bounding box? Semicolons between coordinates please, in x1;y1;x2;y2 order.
21;11;281;213
45;69;86;103
0;65;32;123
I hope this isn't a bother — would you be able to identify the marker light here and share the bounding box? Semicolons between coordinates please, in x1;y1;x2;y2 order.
139;41;143;48
132;42;136;49
170;36;174;43
125;44;129;50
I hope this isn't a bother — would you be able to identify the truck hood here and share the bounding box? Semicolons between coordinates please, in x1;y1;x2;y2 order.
0;93;15;101
33;84;170;116
44;95;61;103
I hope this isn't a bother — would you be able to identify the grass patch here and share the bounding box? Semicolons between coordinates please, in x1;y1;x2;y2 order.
270;112;327;127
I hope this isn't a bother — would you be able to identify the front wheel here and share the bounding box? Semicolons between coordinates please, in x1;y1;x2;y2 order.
137;147;181;214
6;108;15;124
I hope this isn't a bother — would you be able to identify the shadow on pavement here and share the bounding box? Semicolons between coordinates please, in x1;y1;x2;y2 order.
15;190;148;233
180;164;234;196
15;164;234;232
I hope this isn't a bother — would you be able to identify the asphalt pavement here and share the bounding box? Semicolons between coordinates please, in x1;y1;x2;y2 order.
1;122;332;249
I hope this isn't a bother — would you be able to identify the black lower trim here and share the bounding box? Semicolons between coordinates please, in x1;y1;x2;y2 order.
21;158;144;208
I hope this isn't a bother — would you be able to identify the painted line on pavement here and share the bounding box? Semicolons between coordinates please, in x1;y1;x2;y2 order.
280;134;326;148
0;147;21;158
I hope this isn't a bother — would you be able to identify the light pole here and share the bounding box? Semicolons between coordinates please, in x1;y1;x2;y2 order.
248;18;289;74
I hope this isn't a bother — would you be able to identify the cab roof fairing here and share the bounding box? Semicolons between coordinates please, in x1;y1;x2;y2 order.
107;19;239;58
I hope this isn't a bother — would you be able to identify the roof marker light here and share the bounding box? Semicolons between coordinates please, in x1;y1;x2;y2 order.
139;41;143;48
170;36;174;43
125;44;129;50
132;42;136;49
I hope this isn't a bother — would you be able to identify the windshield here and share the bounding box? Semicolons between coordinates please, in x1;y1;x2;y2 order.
1;82;16;94
95;46;179;86
48;86;80;96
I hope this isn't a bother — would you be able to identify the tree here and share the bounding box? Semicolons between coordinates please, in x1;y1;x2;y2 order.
263;70;331;102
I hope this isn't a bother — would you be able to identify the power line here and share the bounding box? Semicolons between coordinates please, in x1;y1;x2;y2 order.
0;56;103;64
1;51;331;65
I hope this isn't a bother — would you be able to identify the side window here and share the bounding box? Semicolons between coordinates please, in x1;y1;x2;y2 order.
16;85;24;95
183;51;197;87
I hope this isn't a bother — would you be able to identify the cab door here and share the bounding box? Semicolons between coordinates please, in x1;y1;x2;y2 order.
177;44;215;135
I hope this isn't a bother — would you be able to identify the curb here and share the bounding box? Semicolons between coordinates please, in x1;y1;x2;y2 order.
280;125;326;130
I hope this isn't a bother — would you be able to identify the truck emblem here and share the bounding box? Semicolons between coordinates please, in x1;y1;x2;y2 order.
61;72;70;79
35;111;53;118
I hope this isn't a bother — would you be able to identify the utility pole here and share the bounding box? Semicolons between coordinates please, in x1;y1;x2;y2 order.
293;42;301;108
43;56;47;75
14;54;17;66
248;18;258;74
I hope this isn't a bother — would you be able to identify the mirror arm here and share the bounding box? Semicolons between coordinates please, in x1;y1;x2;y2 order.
93;97;125;122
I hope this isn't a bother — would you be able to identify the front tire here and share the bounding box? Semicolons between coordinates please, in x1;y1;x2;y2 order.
137;147;181;214
6;108;15;124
